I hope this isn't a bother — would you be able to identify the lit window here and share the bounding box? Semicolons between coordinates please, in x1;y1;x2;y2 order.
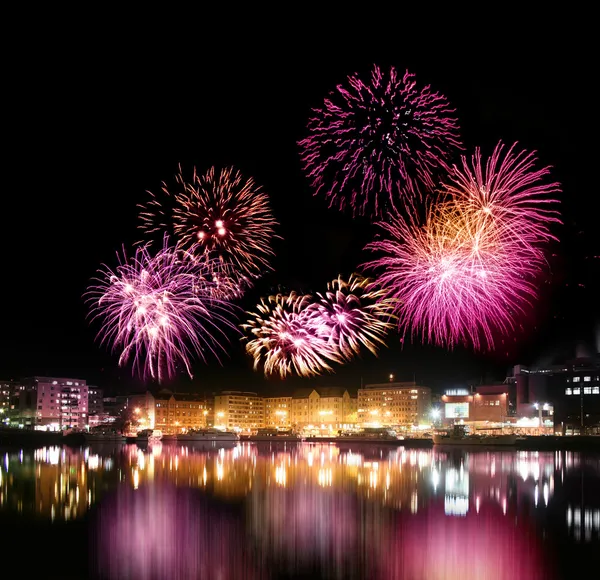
584;387;591;395
573;388;581;395
593;387;600;395
565;388;572;395
573;377;580;382
584;376;591;382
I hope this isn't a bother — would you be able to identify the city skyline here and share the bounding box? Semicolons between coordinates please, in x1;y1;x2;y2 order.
2;30;596;394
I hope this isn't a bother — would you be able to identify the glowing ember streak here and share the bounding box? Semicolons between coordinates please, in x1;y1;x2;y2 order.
309;274;396;359
138;166;278;298
364;142;560;350
86;238;237;382
242;293;342;378
299;64;462;216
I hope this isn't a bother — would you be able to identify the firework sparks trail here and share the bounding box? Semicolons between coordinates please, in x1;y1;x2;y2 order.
242;293;342;378
299;64;462;216
364;142;560;350
86;238;238;382
308;274;396;359
138;166;278;298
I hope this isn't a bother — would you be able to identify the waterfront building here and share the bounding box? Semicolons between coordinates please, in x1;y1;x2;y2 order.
11;377;90;430
291;388;357;433
154;391;212;434
441;387;509;426
214;391;265;432
358;381;431;428
264;396;292;429
510;356;600;434
87;386;104;427
0;381;12;424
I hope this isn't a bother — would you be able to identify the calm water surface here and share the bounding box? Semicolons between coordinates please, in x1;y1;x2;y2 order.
0;442;599;579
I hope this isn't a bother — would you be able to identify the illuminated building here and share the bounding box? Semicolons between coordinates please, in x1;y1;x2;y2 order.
442;387;509;426
154;391;212;434
87;386;104;427
264;397;292;429
0;380;12;424
290;388;357;433
7;377;89;430
214;391;265;432
510;356;600;434
358;382;431;428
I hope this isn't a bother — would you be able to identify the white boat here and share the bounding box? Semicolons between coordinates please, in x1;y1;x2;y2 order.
433;425;516;446
177;428;239;442
249;428;305;442
136;429;163;443
84;429;126;442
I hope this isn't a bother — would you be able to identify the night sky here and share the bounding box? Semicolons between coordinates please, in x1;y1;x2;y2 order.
2;19;595;395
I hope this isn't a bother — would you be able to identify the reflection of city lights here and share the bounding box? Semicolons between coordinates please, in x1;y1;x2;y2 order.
133;468;139;489
275;465;286;486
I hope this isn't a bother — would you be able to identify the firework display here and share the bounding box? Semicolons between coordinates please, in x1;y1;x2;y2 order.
299;64;462;216
86;239;237;382
86;63;564;381
311;274;396;360
242;292;341;378
242;276;394;378
364;142;560;350
138;166;278;297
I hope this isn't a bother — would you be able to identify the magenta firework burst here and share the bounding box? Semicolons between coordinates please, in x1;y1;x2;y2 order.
299;64;462;216
310;274;396;359
86;239;237;382
138;166;278;297
364;142;560;350
242;293;342;378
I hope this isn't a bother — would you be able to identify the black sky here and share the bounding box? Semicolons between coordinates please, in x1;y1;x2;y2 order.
2;14;596;394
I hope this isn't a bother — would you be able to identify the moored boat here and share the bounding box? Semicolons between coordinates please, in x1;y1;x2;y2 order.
136;429;163;443
177;428;239;442
84;428;126;442
433;425;517;446
337;427;403;442
249;428;304;442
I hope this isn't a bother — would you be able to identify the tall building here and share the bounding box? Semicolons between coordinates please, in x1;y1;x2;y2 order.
0;381;12;424
214;391;265;432
510;357;600;433
291;388;357;433
88;387;104;416
264;396;292;429
154;391;212;434
12;377;90;430
358;381;431;428
87;386;104;423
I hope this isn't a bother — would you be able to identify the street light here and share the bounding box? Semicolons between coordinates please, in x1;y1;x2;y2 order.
430;408;441;419
389;374;394;382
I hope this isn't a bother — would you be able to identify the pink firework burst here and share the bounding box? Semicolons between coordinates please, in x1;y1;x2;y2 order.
299;64;462;217
242;293;342;378
364;142;560;350
309;274;396;359
138;166;278;298
86;238;237;382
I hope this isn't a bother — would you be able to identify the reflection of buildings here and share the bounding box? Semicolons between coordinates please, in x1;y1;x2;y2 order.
291;388;357;433
358;381;431;427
